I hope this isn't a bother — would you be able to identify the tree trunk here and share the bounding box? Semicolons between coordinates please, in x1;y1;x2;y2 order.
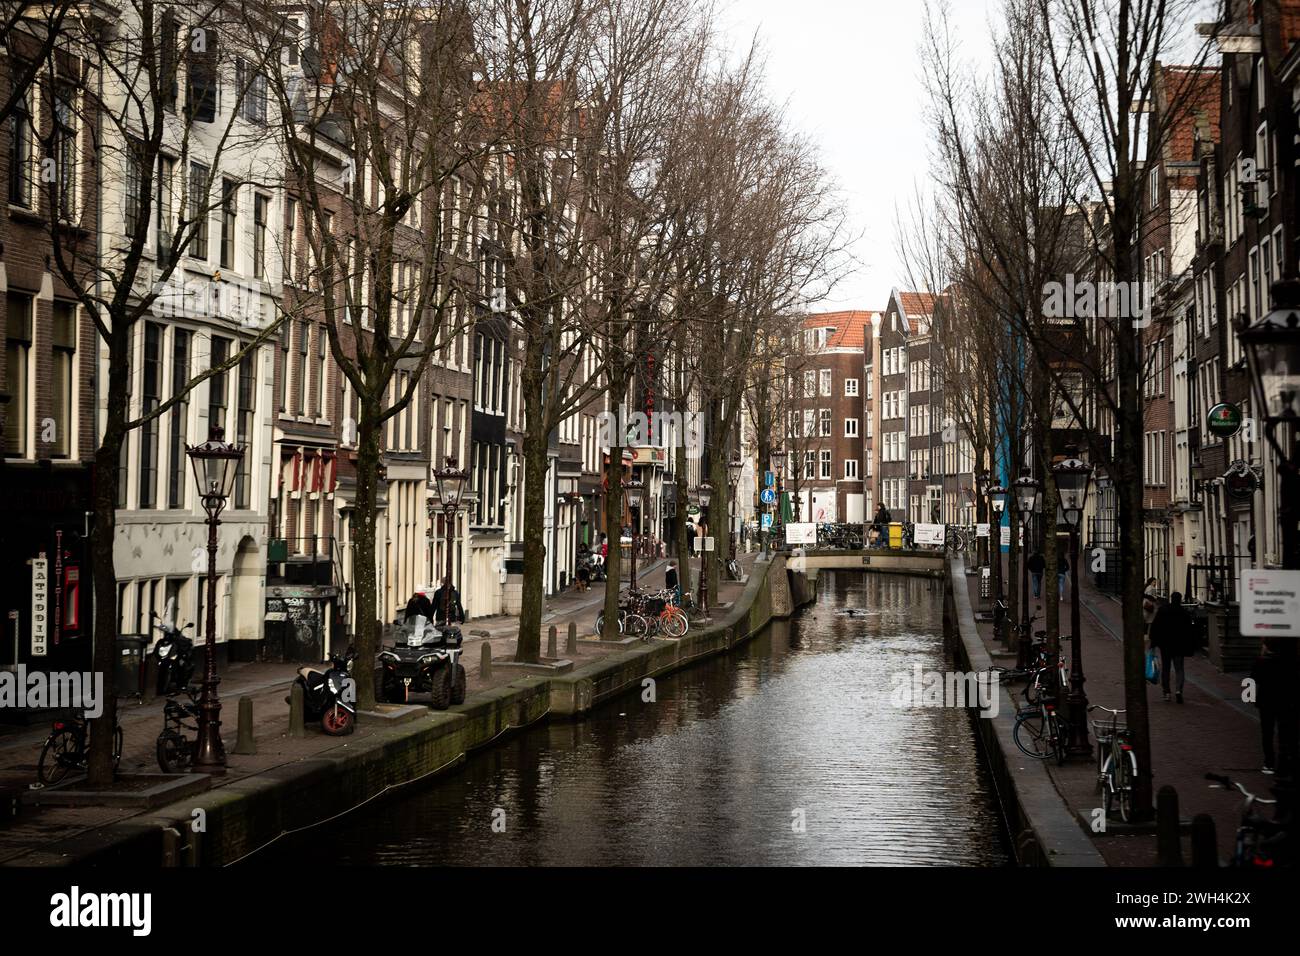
86;420;124;786
350;411;382;711
601;444;624;639
515;432;549;662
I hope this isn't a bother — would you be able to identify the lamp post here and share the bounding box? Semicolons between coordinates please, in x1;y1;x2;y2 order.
623;478;644;590
1238;277;1300;782
769;450;786;554
976;469;991;568
432;457;469;626
727;457;744;562
1015;473;1040;668
1053;452;1094;756
186;426;244;773
696;481;713;615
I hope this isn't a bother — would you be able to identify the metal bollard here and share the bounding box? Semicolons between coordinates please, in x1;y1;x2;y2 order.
547;624;558;658
567;622;578;655
480;641;492;681
161;827;182;867
1156;785;1184;866
289;682;306;738
233;696;256;755
1191;814;1219;868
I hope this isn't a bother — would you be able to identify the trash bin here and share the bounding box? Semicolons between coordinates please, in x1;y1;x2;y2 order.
889;522;903;549
116;634;148;698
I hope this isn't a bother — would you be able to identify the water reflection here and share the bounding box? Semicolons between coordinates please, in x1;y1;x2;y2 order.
255;572;1009;866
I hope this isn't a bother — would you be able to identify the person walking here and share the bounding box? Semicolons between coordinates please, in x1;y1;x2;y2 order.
1142;577;1160;638
1027;551;1045;599
1251;639;1300;775
686;521;697;553
429;576;466;626
1148;591;1194;703
1057;551;1070;601
664;561;681;606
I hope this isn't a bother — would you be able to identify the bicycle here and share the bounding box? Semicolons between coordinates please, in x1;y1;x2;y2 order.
1090;705;1137;823
1012;694;1069;764
945;525;969;553
1206;773;1290;867
37;709;123;786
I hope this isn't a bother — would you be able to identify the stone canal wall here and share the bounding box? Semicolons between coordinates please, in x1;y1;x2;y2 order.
35;556;817;867
943;555;1105;868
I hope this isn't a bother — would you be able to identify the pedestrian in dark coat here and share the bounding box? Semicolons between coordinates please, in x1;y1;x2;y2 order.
1251;639;1300;775
1149;591;1194;703
1027;551;1045;598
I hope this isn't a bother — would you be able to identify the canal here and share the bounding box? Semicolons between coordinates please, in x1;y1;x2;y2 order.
255;572;1010;866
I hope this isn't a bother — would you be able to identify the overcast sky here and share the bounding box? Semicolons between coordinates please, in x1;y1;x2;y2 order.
717;0;998;313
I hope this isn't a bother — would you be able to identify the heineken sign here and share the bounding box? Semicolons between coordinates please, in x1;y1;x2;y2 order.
1207;402;1243;438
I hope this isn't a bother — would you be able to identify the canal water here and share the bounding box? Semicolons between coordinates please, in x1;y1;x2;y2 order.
256;572;1010;866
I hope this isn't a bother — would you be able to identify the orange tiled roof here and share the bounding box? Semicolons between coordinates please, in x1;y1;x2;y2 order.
1161;65;1221;161
801;310;872;349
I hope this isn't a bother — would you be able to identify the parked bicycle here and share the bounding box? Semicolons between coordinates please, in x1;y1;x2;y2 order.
1091;705;1137;823
37;710;123;786
1012;693;1069;764
1206;773;1291;867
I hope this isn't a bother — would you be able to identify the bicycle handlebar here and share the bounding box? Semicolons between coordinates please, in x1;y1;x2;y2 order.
1205;773;1277;804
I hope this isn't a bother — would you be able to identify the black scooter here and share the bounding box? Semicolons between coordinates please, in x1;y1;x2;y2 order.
150;612;196;697
292;648;357;735
376;624;465;710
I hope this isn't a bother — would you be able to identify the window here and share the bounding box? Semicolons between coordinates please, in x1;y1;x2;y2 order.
845;418;859;438
156;156;175;259
186;28;218;123
53;84;77;218
8;89;32;206
819;408;831;437
189;163;209;260
820;449;832;479
819;369;832;396
139;323;162;508
844;459;859;480
124;141;145;238
803;370;816;398
234;352;254;508
4;293;33;457
804;451;815;480
208;336;229;434
169;329;190;508
285;196;297;282
220;178;238;270
278;320;290;412
253;194;268;278
315;325;327;418
51;303;76;458
802;409;814;438
236;59;267;124
845;378;859;397
296;321;309;414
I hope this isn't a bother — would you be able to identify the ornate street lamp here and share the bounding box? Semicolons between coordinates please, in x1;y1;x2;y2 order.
1239;279;1300;570
186;426;244;773
1053;452;1093;756
433;457;469;626
696;481;713;615
623;478;644;590
727;458;744;562
1014;474;1040;668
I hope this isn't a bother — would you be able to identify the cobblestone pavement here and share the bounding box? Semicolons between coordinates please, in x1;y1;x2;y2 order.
0;551;759;864
966;559;1272;866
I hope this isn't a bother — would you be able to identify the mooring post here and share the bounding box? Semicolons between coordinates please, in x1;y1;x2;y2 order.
547;624;558;658
1156;785;1184;866
567;621;578;656
1191;814;1219;868
233;696;256;755
481;641;492;681
289;682;306;739
161;827;182;867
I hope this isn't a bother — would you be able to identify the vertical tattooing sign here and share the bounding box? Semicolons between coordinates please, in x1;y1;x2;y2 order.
643;348;657;446
31;555;49;657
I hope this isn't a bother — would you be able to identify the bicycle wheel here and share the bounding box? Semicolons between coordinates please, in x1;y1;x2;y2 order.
1013;710;1052;759
624;614;648;637
1050;712;1068;765
38;730;78;786
661;609;688;638
1117;749;1137;823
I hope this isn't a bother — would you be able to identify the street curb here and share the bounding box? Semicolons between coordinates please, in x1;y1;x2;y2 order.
946;554;1107;868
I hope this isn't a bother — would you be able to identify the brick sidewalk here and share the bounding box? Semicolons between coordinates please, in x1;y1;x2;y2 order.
967;559;1271;865
0;551;757;864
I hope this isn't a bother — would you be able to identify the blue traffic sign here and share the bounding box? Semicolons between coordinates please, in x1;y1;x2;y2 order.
764;471;775;488
760;488;777;505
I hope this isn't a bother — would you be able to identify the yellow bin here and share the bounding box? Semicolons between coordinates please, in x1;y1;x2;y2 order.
889;522;903;549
